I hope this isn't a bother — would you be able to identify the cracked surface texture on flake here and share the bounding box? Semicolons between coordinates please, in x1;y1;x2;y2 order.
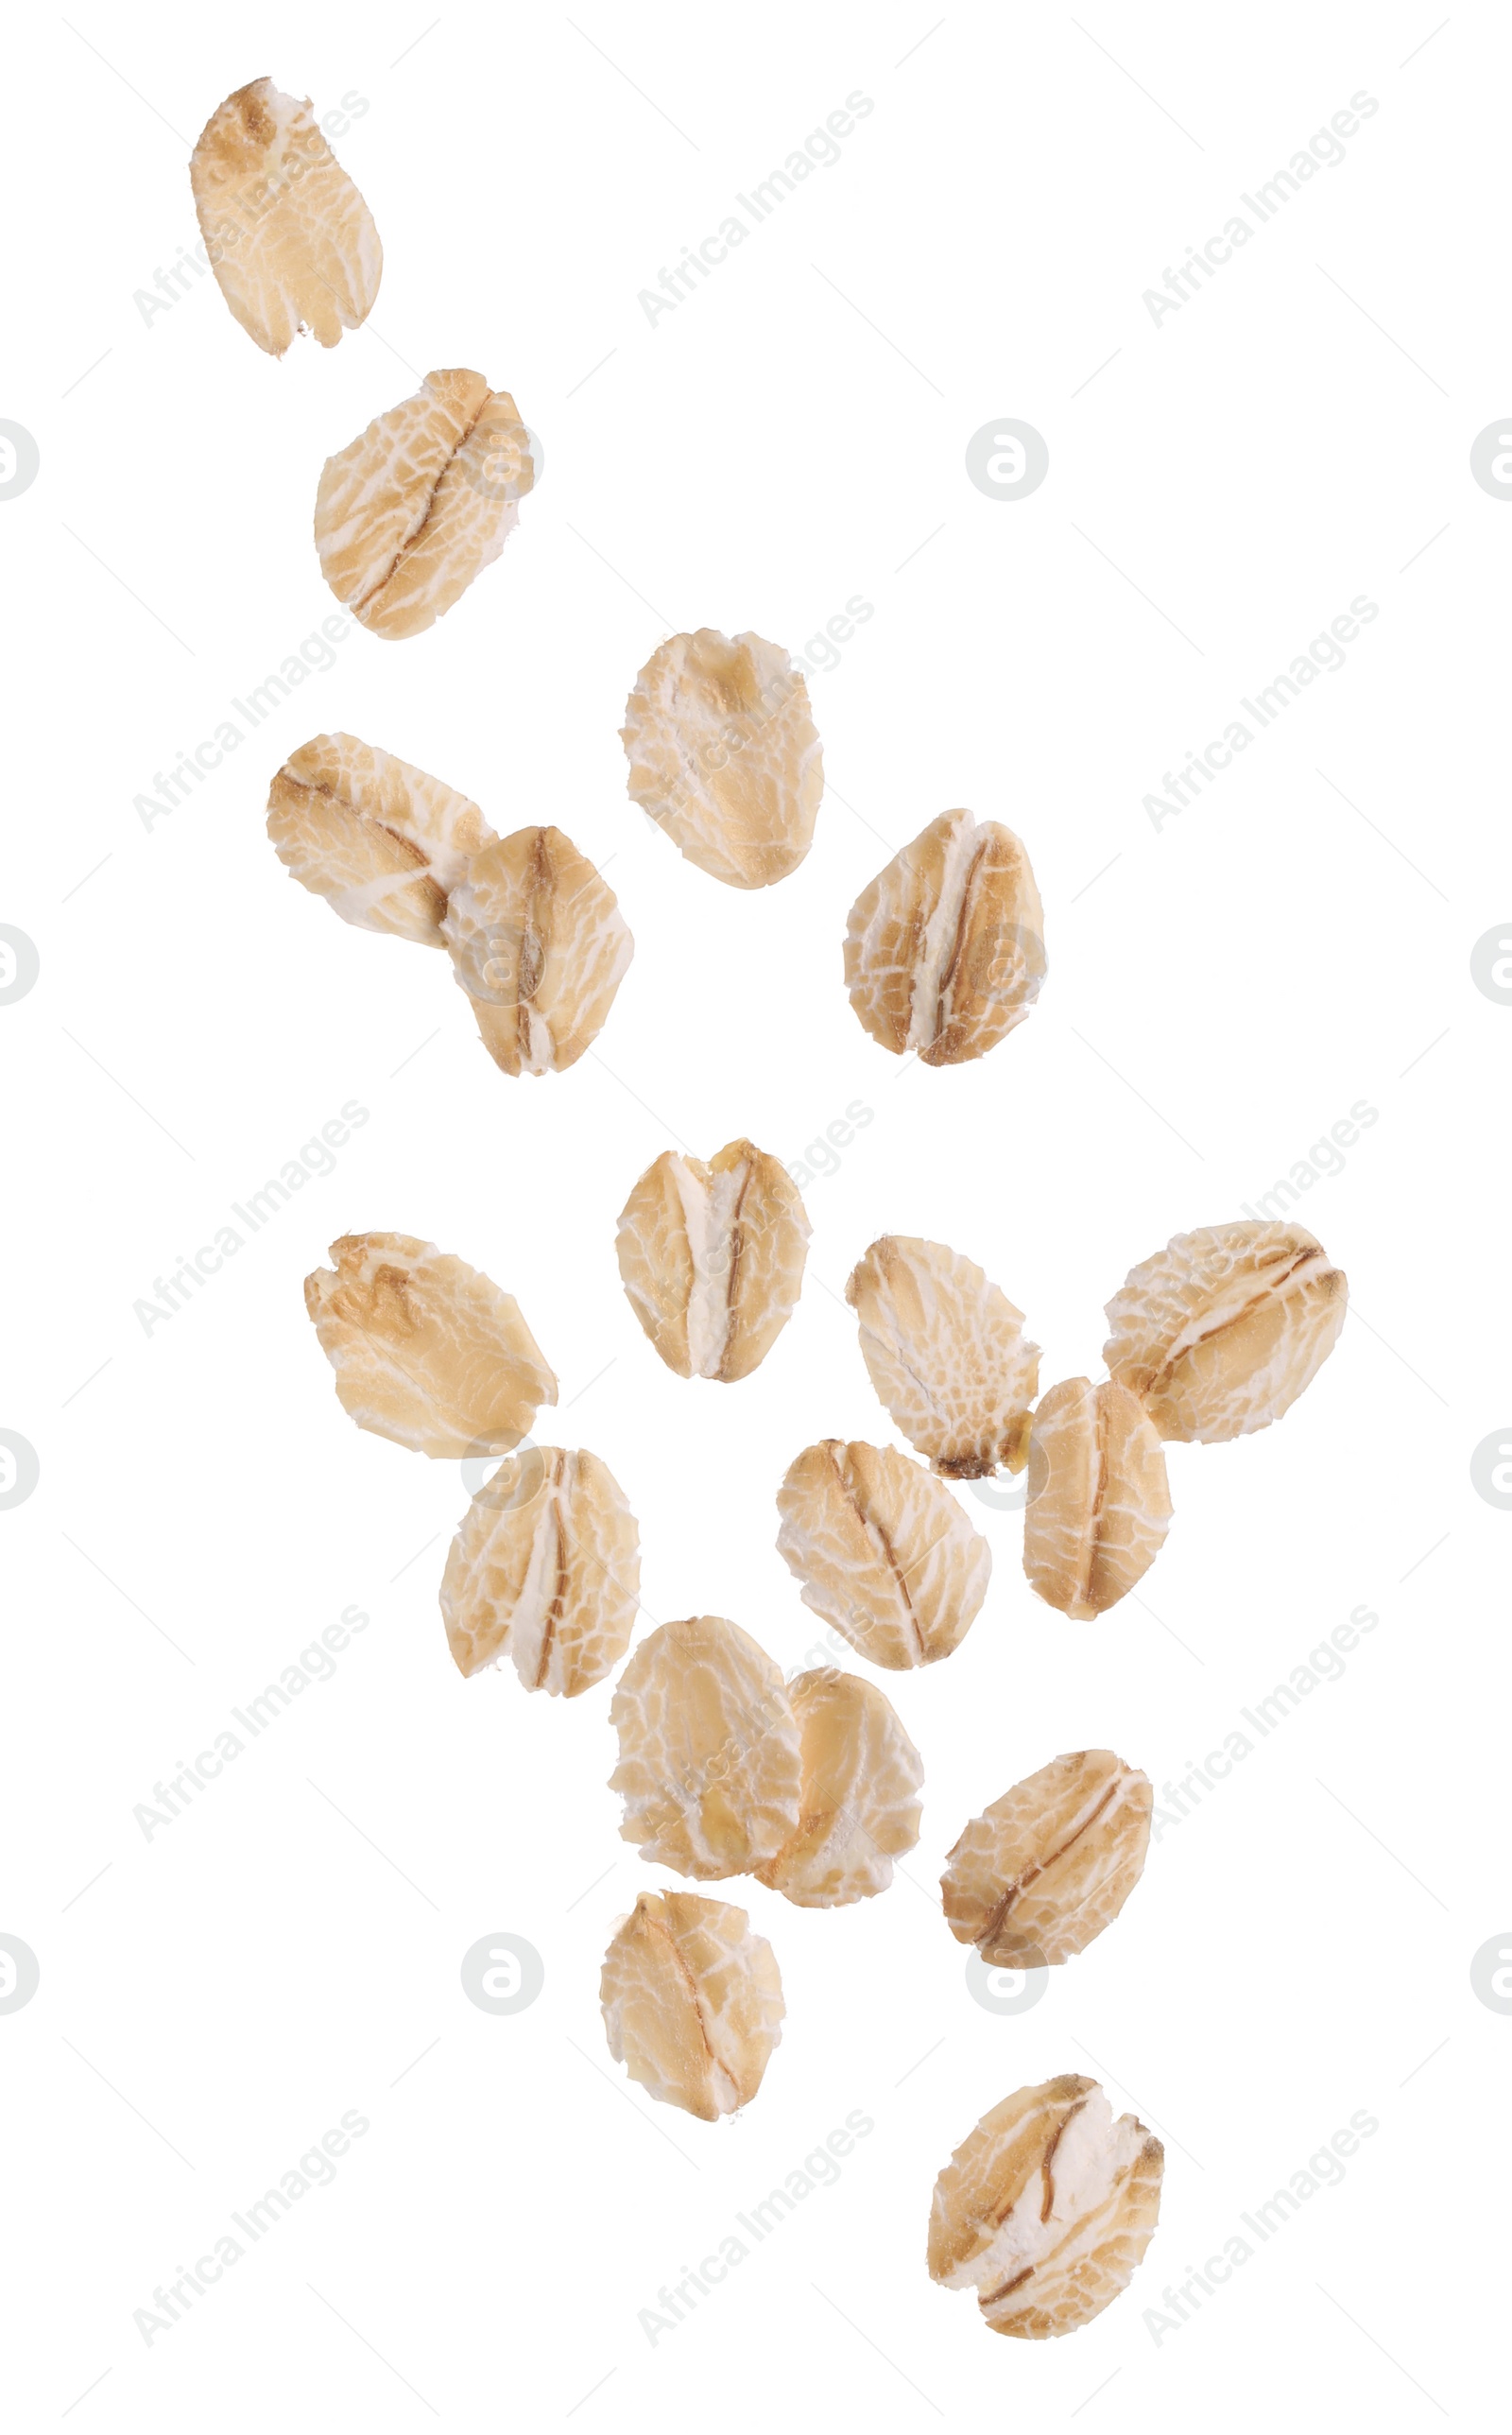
941;1752;1153;1965
776;1439;990;1668
600;1891;783;2120
755;1667;923;1908
191;79;381;355
303;1232;556;1459
845;808;1046;1065
846;1235;1040;1477
266;731;494;944
621;628;823;888
441;1446;639;1696
442;825;633;1076
315;369;534;639
1104;1221;1348;1442
616;1139;810;1382
610;1616;801;1880
1022;1378;1173;1618
929;2075;1163;2339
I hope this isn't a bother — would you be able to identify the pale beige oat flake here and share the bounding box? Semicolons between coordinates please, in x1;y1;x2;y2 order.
617;1140;810;1382
191;79;381;356
1022;1378;1172;1618
600;1891;784;2119
929;2075;1163;2339
315;369;534;640
441;825;632;1076
776;1439;990;1668
845;808;1046;1065
303;1232;556;1458
756;1667;923;1908
440;1446;639;1696
266;731;495;945
941;1752;1152;1966
610;1616;801;1879
847;1235;1040;1477
1104;1221;1348;1442
621;629;823;888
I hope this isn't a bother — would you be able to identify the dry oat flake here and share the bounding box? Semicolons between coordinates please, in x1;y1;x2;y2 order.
266;731;494;945
776;1438;991;1668
315;369;534;639
440;1446;640;1696
600;1891;784;2120
929;2074;1163;2339
616;1140;809;1382
621;629;823;888
304;1232;556;1459
191;78;381;355
941;1751;1153;1966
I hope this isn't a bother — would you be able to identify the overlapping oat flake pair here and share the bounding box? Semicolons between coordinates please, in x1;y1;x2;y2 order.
267;734;631;1077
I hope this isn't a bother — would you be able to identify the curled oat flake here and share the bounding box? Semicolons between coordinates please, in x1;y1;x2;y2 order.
1104;1221;1348;1443
845;808;1046;1065
617;1140;809;1382
776;1440;990;1669
846;1235;1039;1477
1022;1378;1172;1619
303;1232;556;1459
315;369;534;640
941;1752;1152;1966
600;1891;783;2120
621;628;823;888
756;1667;923;1908
191;79;381;356
929;2075;1163;2340
442;826;632;1077
440;1446;639;1696
610;1616;801;1880
266;731;494;945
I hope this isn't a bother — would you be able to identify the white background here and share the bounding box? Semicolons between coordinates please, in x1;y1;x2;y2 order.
3;4;1505;2428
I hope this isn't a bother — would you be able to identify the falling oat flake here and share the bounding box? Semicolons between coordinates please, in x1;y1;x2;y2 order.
600;1891;784;2121
314;369;534;640
440;1445;640;1696
266;731;494;946
303;1232;557;1459
190;78;381;356
929;2075;1164;2340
